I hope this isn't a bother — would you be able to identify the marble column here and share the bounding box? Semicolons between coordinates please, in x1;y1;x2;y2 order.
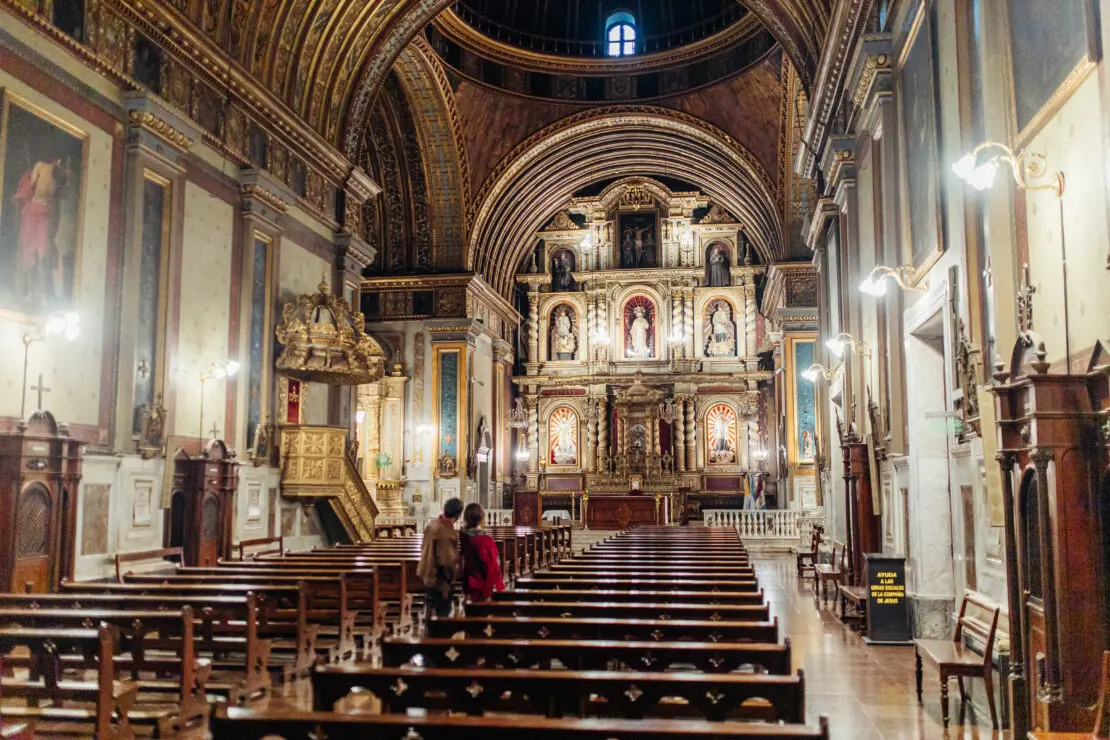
364;392;383;481
745;282;757;357
684;398;697;472
527;400;539;473
675;396;687;472
618;408;629;459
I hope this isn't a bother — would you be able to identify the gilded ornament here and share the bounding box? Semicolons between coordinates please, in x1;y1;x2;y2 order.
274;279;385;385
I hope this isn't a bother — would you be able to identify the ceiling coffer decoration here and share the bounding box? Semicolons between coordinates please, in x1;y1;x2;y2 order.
275;280;386;385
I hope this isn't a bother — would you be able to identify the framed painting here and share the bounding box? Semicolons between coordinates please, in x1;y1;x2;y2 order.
895;2;945;278
1006;0;1101;146
0;92;88;317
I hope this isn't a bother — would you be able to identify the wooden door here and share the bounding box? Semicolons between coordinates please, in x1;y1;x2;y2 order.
13;485;52;593
198;494;221;567
167;491;186;549
1020;471;1046;728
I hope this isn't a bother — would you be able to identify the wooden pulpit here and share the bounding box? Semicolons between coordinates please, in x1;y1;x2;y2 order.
166;440;238;566
0;411;84;592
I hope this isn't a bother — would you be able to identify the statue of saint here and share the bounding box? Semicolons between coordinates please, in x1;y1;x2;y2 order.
551;253;576;292
550;306;577;360
704;301;736;357
620;230;636;268
627;306;652;359
707;246;731;287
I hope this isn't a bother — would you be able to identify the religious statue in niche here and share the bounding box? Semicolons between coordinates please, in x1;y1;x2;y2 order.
801;429;816;463
618;213;657;268
549;407;578;466
706;244;732;287
703;300;737;357
438;453;457;478
707;404;738;464
623;298;655;360
550;250;576;292
549;305;578;360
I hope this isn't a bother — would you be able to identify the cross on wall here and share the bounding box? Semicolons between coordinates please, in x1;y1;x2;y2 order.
31;374;51;411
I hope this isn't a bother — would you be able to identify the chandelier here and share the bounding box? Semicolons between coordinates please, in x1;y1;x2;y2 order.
659;398;676;424
509;398;529;431
275;279;386;385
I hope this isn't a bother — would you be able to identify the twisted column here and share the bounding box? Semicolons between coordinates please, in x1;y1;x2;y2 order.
586;402;598;473
527;291;540;363
527;401;540;473
586;295;596;362
672;293;684;359
684;398;697;471
598;398;609;471
675;397;687;472
683;291;694;358
597;299;609;362
745;283;757;357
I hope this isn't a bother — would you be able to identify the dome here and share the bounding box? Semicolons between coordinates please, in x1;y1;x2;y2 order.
425;0;776;103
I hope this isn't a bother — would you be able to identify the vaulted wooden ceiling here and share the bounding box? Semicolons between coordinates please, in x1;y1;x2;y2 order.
194;0;830;156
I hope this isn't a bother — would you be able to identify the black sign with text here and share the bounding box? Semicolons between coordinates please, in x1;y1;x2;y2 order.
864;554;911;644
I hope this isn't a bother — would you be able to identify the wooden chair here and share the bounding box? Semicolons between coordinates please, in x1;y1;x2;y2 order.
914;592;1001;729
795;524;822;580
813;544;843;604
1029;650;1110;739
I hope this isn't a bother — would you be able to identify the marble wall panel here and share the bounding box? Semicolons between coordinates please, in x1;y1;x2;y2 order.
80;483;111;555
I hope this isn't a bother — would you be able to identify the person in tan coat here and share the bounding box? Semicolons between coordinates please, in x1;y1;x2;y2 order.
417;497;463;619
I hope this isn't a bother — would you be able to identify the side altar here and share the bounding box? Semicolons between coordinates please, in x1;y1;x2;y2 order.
511;177;773;521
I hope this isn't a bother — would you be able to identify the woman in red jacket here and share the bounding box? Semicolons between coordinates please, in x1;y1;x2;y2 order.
459;503;505;602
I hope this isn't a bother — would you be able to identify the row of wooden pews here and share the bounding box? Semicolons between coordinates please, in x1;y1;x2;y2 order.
211;525;829;739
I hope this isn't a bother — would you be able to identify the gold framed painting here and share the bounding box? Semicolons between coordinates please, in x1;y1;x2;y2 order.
895;1;945;280
0;91;88;318
1005;0;1101;147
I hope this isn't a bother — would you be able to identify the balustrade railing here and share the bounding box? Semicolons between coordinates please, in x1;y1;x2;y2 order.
703;509;823;540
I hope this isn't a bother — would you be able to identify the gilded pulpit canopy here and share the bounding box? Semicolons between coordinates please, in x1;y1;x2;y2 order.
275;279;386;385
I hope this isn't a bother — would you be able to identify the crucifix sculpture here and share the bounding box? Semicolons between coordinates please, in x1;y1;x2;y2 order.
31;374;51;411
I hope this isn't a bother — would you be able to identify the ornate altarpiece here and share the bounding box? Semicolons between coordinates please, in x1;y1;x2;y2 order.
514;178;770;519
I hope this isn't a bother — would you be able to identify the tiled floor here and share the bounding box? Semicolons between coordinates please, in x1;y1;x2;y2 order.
756;555;1001;740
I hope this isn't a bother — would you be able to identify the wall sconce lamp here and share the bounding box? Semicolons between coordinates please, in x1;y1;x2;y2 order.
825;333;871;359
860;265;929;295
801;363;840;383
952;141;1064;196
20;312;80;420
198;357;240;443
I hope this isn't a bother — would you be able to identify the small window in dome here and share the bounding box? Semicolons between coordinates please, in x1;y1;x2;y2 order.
605;11;636;57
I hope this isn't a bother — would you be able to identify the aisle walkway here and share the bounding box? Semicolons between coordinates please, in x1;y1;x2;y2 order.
757;554;1000;739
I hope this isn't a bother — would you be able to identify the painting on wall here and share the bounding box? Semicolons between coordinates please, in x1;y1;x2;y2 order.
618;212;657;268
548;407;579;466
706;403;738;465
0;93;87;316
623;295;656;360
793;340;817;463
549;304;578;361
896;3;944;276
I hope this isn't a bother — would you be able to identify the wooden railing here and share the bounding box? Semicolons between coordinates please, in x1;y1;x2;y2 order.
703;509;824;540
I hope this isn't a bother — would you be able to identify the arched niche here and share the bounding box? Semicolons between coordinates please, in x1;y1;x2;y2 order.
704;402;741;466
546;405;581;469
619;294;660;361
699;296;740;359
705;241;733;286
543;299;585;363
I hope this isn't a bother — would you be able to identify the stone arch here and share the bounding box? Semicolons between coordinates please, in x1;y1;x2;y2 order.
466;107;784;297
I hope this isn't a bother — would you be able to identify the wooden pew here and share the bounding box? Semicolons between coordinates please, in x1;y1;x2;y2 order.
113;546;182;582
465;600;770;623
62;579;360;666
539;569;755;581
492;587;766;606
382;635;793;674
0;603;268;705
312;664;807;722
0;604;209;733
0;623;138;739
212;705;831;739
518;575;760;592
426;615;779;643
235;535;283;560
